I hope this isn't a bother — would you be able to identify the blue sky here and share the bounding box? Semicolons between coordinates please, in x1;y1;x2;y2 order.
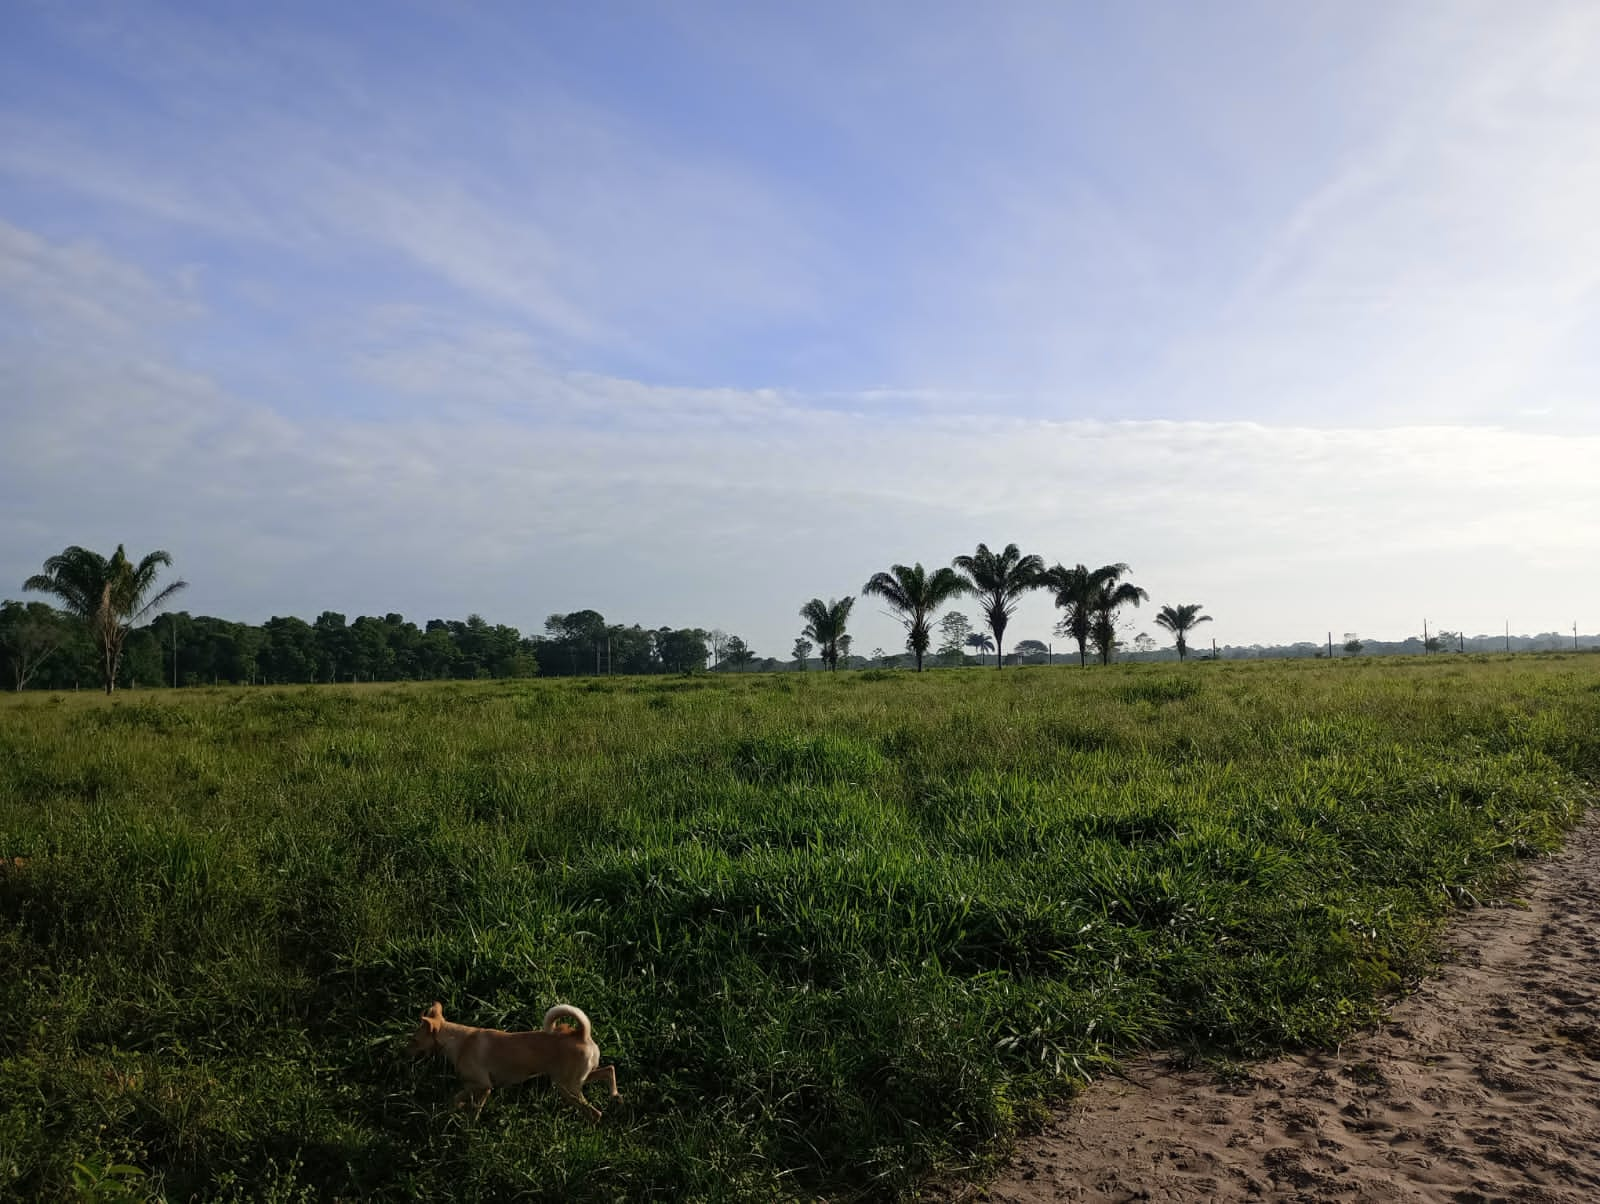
3;1;1597;658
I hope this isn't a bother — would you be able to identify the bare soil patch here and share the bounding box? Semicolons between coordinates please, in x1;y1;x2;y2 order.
970;810;1600;1203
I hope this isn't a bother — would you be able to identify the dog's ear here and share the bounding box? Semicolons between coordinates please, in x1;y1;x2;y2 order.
426;1001;444;1020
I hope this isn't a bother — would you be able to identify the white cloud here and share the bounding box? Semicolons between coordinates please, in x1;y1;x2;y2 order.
0;218;198;338
4;223;1596;657
5;6;1600;658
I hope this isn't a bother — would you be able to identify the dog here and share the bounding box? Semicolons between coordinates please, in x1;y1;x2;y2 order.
408;1001;620;1122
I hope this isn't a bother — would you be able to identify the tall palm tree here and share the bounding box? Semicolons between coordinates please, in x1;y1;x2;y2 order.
1045;562;1136;667
1155;603;1212;661
964;632;995;666
952;543;1045;670
24;544;187;693
861;563;968;672
1089;567;1148;665
1044;563;1096;667
798;596;855;671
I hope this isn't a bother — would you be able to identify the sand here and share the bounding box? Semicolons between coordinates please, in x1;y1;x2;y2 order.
969;811;1600;1203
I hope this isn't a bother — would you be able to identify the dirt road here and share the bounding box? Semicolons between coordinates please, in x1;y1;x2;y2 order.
974;813;1600;1203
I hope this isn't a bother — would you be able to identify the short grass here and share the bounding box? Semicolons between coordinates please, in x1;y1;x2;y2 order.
2;656;1598;1201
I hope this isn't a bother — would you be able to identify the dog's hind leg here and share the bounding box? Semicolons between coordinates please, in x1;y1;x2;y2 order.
585;1064;621;1100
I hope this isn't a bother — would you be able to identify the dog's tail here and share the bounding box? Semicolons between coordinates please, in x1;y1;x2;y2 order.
543;1004;592;1041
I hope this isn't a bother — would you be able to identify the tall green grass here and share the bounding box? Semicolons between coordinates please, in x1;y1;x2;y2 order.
2;657;1597;1201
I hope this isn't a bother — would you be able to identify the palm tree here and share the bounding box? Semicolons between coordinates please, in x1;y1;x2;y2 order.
861;562;968;672
798;596;855;671
1044;563;1095;667
24;544;187;693
1155;603;1212;661
1088;567;1148;665
964;632;995;665
952;543;1046;670
1044;562;1137;667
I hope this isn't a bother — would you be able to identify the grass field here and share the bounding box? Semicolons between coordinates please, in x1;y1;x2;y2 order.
3;656;1598;1201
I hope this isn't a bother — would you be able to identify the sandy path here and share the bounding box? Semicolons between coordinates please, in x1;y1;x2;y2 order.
972;812;1600;1203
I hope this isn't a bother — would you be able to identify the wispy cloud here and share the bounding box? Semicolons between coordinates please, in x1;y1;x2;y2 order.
4;223;1596;654
3;3;1598;655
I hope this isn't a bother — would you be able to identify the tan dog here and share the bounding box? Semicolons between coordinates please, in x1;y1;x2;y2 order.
408;1001;620;1122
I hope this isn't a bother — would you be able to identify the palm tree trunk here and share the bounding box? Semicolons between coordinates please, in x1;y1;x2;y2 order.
993;618;1006;669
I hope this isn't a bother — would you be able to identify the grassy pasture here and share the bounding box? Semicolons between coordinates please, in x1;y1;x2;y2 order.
2;656;1598;1201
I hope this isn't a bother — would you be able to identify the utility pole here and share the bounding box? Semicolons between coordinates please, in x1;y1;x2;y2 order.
1505;620;1510;654
1328;631;1333;659
1423;617;1429;653
1213;637;1218;659
1576;622;1581;652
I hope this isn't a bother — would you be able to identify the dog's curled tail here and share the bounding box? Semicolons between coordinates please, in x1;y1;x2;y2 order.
543;1004;592;1041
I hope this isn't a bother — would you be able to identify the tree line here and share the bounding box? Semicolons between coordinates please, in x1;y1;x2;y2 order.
4;542;1217;692
8;541;1590;693
2;545;772;692
800;543;1212;672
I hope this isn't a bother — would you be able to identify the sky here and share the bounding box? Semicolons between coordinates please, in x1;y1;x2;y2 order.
3;0;1598;659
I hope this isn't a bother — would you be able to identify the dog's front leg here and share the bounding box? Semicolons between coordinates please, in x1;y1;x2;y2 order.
585;1065;621;1101
455;1083;492;1118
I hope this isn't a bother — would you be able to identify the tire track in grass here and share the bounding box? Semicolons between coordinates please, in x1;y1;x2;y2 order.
967;807;1600;1203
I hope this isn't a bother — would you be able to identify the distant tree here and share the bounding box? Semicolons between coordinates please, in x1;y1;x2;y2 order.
23;544;187;694
1131;631;1157;656
313;611;352;681
708;629;730;668
861;562;969;672
544;610;608;675
351;615;397;681
937;611;973;664
607;624;656;675
261;615;318;683
724;635;755;670
1089;567;1147;665
1154;603;1212;661
655;627;710;673
791;636;814;670
1344;637;1364;656
1014;638;1049;664
0;600;67;690
952;543;1045;670
838;635;854;668
1044;563;1133;667
799;597;855;671
964;631;995;665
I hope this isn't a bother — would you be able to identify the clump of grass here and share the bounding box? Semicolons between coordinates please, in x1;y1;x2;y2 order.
1118;675;1202;705
0;656;1596;1200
